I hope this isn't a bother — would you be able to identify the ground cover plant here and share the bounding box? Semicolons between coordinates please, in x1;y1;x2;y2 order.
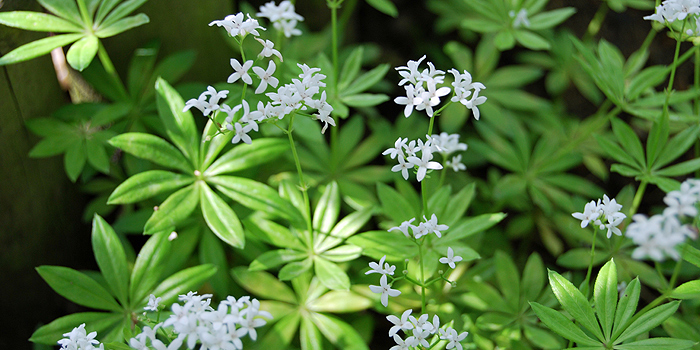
3;0;700;349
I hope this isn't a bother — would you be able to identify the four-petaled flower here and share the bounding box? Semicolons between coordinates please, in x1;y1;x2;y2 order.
228;58;254;84
369;274;401;307
439;247;463;269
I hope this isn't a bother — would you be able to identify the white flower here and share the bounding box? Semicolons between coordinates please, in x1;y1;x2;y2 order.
463;87;487;120
407;148;443;182
228;59;254;84
183;86;228;116
572;200;601;228
58;323;103;350
396;55;426;86
369;274;401;307
414;80;450;117
431;132;468;156
390;155;411;180
439;247;463;268
394;84;421;118
390;334;417;350
412;328;431;347
509;9;531;28
145;294;162;312
256;38;283;61
387;309;414;337
440;327;469;350
384;137;408;159
663;182;699;217
252;60;279;94
644;0;700;22
423;214;449;238
366;255;396;276
258;0;304;37
446;154;466;171
229;122;254;144
388;218;416;237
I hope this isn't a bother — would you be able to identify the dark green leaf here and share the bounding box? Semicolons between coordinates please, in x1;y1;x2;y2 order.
365;0;398;17
0;11;83;32
95;14;149;38
205;138;287;176
338;46;364;91
440;213;506;243
29;312;121;345
65;139;87;182
37;0;81;25
343;64;390;96
155;77;199;164
495;251;520;310
0;33;82;66
311;313;369;350
614;337;696;349
129;231;171;304
530;302;600;346
86;138;111;174
144;184;200;234
655;158;700;177
614;301;680;344
528;8;576;30
514;30;550;50
611;118;645;167
548;269;604;341
109;133;193;173
377;182;418;224
149;264;216;305
341;93;389;107
612;278;641;340
99;0;148;27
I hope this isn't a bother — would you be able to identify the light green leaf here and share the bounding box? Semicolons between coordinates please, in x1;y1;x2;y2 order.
612;278;640;340
66;35;98;71
530;302;600;346
130;231;171;304
365;0;398;17
341;93;389;107
521;252;545;303
313;182;340;234
108;133;193;173
258;313;300;349
655;158;700;177
95;0;121;25
377;182;418;224
0;11;83;32
514;30;550;50
200;182;244;248
670;280;700;299
149;264;216;305
338;46;364;91
614;337;696;349
548;269;604;341
37;0;81;25
144;183;200;235
311;313;369;350
199;230;229;296
495;251;520;310
594;259;617;341
680;243;700;268
155;77;199;164
99;0;148;27
611;118;645;168
653;124;699;169
210;176;304;225
249;249;306;271
108;170;193;204
321;244;363;262
314;257;350;291
440;213;507;243
626;65;669;101
231;267;296;304
279;258;313;281
36;266;121;312
205;138;287;176
614;301;680;344
347;230;415;261
301;316;324;350
528;8;576;30
244;216;303;250
309;290;371;313
523;324;562;349
95;14;149;38
594;134;638;167
91;215;130;307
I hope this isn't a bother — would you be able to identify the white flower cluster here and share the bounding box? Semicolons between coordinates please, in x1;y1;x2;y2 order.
388;214;449;239
626;179;700;261
58;324;104;350
185;9;334;144
385;132;470;182
386;310;469;350
256;0;304;38
367;255;401;307
572;194;627;238
644;0;700;36
394;55;486;120
128;292;272;350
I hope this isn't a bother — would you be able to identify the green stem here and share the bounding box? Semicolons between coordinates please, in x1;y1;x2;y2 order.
584;2;608;41
328;0;343;84
418;241;426;313
583;227;598;295
663;25;685;120
96;43;128;99
628;180;648;222
286;113;314;244
75;0;93;29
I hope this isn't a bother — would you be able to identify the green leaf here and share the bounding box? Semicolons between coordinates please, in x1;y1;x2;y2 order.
495;30;516;51
109;133;193;173
341;93;389;107
29;312;121;345
244;216;303;250
301;315;324;350
611;118;645;167
249;249;306;271
495;251;520;310
210;176;304;225
313;182;340;234
321;245;363;262
655;158;700;177
205;138;287;176
91;215;130;307
521;252;545;303
258;313;300;349
29;135;75;158
65;139;87;182
129;231;171;304
338;46;364;91
149;264;216;305
523;324;562;349
680;243;700;268
365;0;398;17
614;337;696;349
66;35;98;71
309;290;371;313
199;182;244;248
279;258;313;281
0;32;82;66
548;269;604;341
530;302;601;346
155;77;199;164
528;7;576;30
311;313;369;350
440;213;507;243
36;266;121;312
314;257;350;290
653;124;699;169
108;170;193;204
514;30;550;50
95;0;121;25
594;134;638;167
144;183;200;234
86;138;111;173
231;267;296;304
95;14;149;38
348;230;415;261
37;0;82;25
594;259;617;341
343;64;390;96
198;229;229;296
99;0;148;28
329;207;373;239
626;65;669;101
0;11;83;32
670;280;700;299
377;182;418;224
614;301;680;344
